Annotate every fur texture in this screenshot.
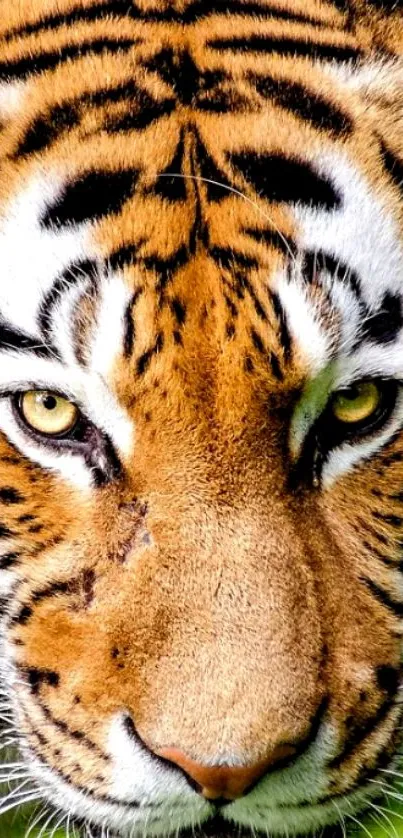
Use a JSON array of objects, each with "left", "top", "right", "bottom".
[{"left": 0, "top": 1, "right": 403, "bottom": 836}]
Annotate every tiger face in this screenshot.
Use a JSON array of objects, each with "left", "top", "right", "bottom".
[{"left": 1, "top": 1, "right": 403, "bottom": 836}]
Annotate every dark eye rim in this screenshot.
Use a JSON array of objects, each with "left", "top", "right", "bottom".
[
  {"left": 7, "top": 389, "right": 123, "bottom": 485},
  {"left": 325, "top": 378, "right": 398, "bottom": 444},
  {"left": 292, "top": 378, "right": 399, "bottom": 489},
  {"left": 12, "top": 390, "right": 89, "bottom": 445}
]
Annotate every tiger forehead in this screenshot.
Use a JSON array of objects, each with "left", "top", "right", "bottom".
[
  {"left": 87, "top": 251, "right": 300, "bottom": 403},
  {"left": 0, "top": 0, "right": 402, "bottom": 396}
]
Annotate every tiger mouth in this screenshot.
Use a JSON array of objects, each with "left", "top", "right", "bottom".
[
  {"left": 172, "top": 818, "right": 345, "bottom": 838},
  {"left": 49, "top": 780, "right": 382, "bottom": 838},
  {"left": 79, "top": 814, "right": 346, "bottom": 838},
  {"left": 101, "top": 822, "right": 345, "bottom": 838}
]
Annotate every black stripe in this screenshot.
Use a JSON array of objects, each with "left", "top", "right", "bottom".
[
  {"left": 105, "top": 97, "right": 175, "bottom": 134},
  {"left": 390, "top": 492, "right": 403, "bottom": 502},
  {"left": 109, "top": 240, "right": 145, "bottom": 271},
  {"left": 363, "top": 292, "right": 403, "bottom": 345},
  {"left": 32, "top": 580, "right": 71, "bottom": 605},
  {"left": 0, "top": 318, "right": 56, "bottom": 359},
  {"left": 29, "top": 692, "right": 109, "bottom": 758},
  {"left": 12, "top": 578, "right": 73, "bottom": 625},
  {"left": 302, "top": 250, "right": 360, "bottom": 294},
  {"left": 3, "top": 1, "right": 136, "bottom": 41},
  {"left": 0, "top": 37, "right": 138, "bottom": 82},
  {"left": 362, "top": 576, "right": 403, "bottom": 617},
  {"left": 83, "top": 433, "right": 122, "bottom": 487},
  {"left": 380, "top": 142, "right": 403, "bottom": 195},
  {"left": 171, "top": 298, "right": 187, "bottom": 326},
  {"left": 37, "top": 260, "right": 98, "bottom": 344},
  {"left": 145, "top": 247, "right": 189, "bottom": 293},
  {"left": 195, "top": 136, "right": 234, "bottom": 203},
  {"left": 0, "top": 595, "right": 9, "bottom": 616},
  {"left": 242, "top": 225, "right": 296, "bottom": 256},
  {"left": 250, "top": 328, "right": 265, "bottom": 354},
  {"left": 15, "top": 80, "right": 153, "bottom": 158},
  {"left": 23, "top": 667, "right": 60, "bottom": 694},
  {"left": 123, "top": 289, "right": 143, "bottom": 358},
  {"left": 109, "top": 244, "right": 190, "bottom": 292},
  {"left": 12, "top": 604, "right": 32, "bottom": 625},
  {"left": 229, "top": 153, "right": 340, "bottom": 210},
  {"left": 207, "top": 35, "right": 362, "bottom": 62},
  {"left": 0, "top": 552, "right": 20, "bottom": 569},
  {"left": 0, "top": 523, "right": 15, "bottom": 539},
  {"left": 210, "top": 246, "right": 259, "bottom": 271},
  {"left": 364, "top": 0, "right": 403, "bottom": 10},
  {"left": 0, "top": 487, "right": 24, "bottom": 504},
  {"left": 136, "top": 332, "right": 164, "bottom": 376},
  {"left": 250, "top": 74, "right": 352, "bottom": 136},
  {"left": 270, "top": 291, "right": 293, "bottom": 361},
  {"left": 330, "top": 694, "right": 397, "bottom": 768},
  {"left": 15, "top": 104, "right": 80, "bottom": 158},
  {"left": 3, "top": 0, "right": 335, "bottom": 44},
  {"left": 357, "top": 518, "right": 389, "bottom": 546},
  {"left": 373, "top": 512, "right": 403, "bottom": 528},
  {"left": 376, "top": 664, "right": 400, "bottom": 696},
  {"left": 362, "top": 540, "right": 402, "bottom": 568},
  {"left": 270, "top": 352, "right": 283, "bottom": 381},
  {"left": 41, "top": 169, "right": 139, "bottom": 229},
  {"left": 152, "top": 134, "right": 188, "bottom": 202},
  {"left": 331, "top": 0, "right": 350, "bottom": 10}
]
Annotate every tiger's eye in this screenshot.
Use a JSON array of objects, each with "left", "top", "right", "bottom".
[
  {"left": 20, "top": 391, "right": 79, "bottom": 436},
  {"left": 331, "top": 381, "right": 381, "bottom": 425}
]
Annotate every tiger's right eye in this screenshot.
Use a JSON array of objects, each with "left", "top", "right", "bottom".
[
  {"left": 330, "top": 381, "right": 381, "bottom": 426},
  {"left": 18, "top": 391, "right": 79, "bottom": 437}
]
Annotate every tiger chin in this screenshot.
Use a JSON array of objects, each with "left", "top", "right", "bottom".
[{"left": 1, "top": 0, "right": 403, "bottom": 836}]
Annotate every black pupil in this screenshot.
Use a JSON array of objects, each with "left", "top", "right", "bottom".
[
  {"left": 43, "top": 395, "right": 58, "bottom": 411},
  {"left": 339, "top": 386, "right": 360, "bottom": 402}
]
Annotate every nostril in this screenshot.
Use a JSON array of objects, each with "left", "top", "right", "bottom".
[
  {"left": 123, "top": 715, "right": 298, "bottom": 800},
  {"left": 156, "top": 744, "right": 297, "bottom": 800}
]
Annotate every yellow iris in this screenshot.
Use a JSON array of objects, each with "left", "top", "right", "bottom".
[
  {"left": 20, "top": 391, "right": 79, "bottom": 436},
  {"left": 331, "top": 381, "right": 381, "bottom": 425}
]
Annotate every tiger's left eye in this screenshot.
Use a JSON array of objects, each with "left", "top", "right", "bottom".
[
  {"left": 19, "top": 391, "right": 79, "bottom": 437},
  {"left": 331, "top": 381, "right": 381, "bottom": 426}
]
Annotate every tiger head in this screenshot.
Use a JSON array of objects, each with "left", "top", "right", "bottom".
[{"left": 1, "top": 1, "right": 403, "bottom": 836}]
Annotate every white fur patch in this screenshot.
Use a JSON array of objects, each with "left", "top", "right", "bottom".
[
  {"left": 0, "top": 354, "right": 133, "bottom": 487},
  {"left": 274, "top": 274, "right": 331, "bottom": 375},
  {"left": 282, "top": 141, "right": 403, "bottom": 485},
  {"left": 0, "top": 171, "right": 135, "bottom": 486},
  {"left": 90, "top": 274, "right": 133, "bottom": 379},
  {"left": 0, "top": 82, "right": 26, "bottom": 120},
  {"left": 322, "top": 390, "right": 403, "bottom": 489},
  {"left": 0, "top": 170, "right": 94, "bottom": 335},
  {"left": 293, "top": 149, "right": 403, "bottom": 311}
]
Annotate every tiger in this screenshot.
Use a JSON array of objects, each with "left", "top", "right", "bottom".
[{"left": 1, "top": 0, "right": 403, "bottom": 836}]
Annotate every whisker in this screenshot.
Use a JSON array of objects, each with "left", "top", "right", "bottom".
[
  {"left": 153, "top": 171, "right": 297, "bottom": 265},
  {"left": 331, "top": 799, "right": 347, "bottom": 838},
  {"left": 49, "top": 810, "right": 69, "bottom": 838},
  {"left": 37, "top": 807, "right": 61, "bottom": 838},
  {"left": 344, "top": 808, "right": 375, "bottom": 838},
  {"left": 381, "top": 768, "right": 403, "bottom": 784},
  {"left": 0, "top": 789, "right": 44, "bottom": 817},
  {"left": 366, "top": 799, "right": 399, "bottom": 838},
  {"left": 26, "top": 803, "right": 54, "bottom": 838},
  {"left": 0, "top": 772, "right": 31, "bottom": 788}
]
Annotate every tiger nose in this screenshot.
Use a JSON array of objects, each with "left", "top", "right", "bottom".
[{"left": 157, "top": 743, "right": 297, "bottom": 800}]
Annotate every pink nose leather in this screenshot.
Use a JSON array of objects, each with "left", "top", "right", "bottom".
[{"left": 157, "top": 744, "right": 297, "bottom": 799}]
